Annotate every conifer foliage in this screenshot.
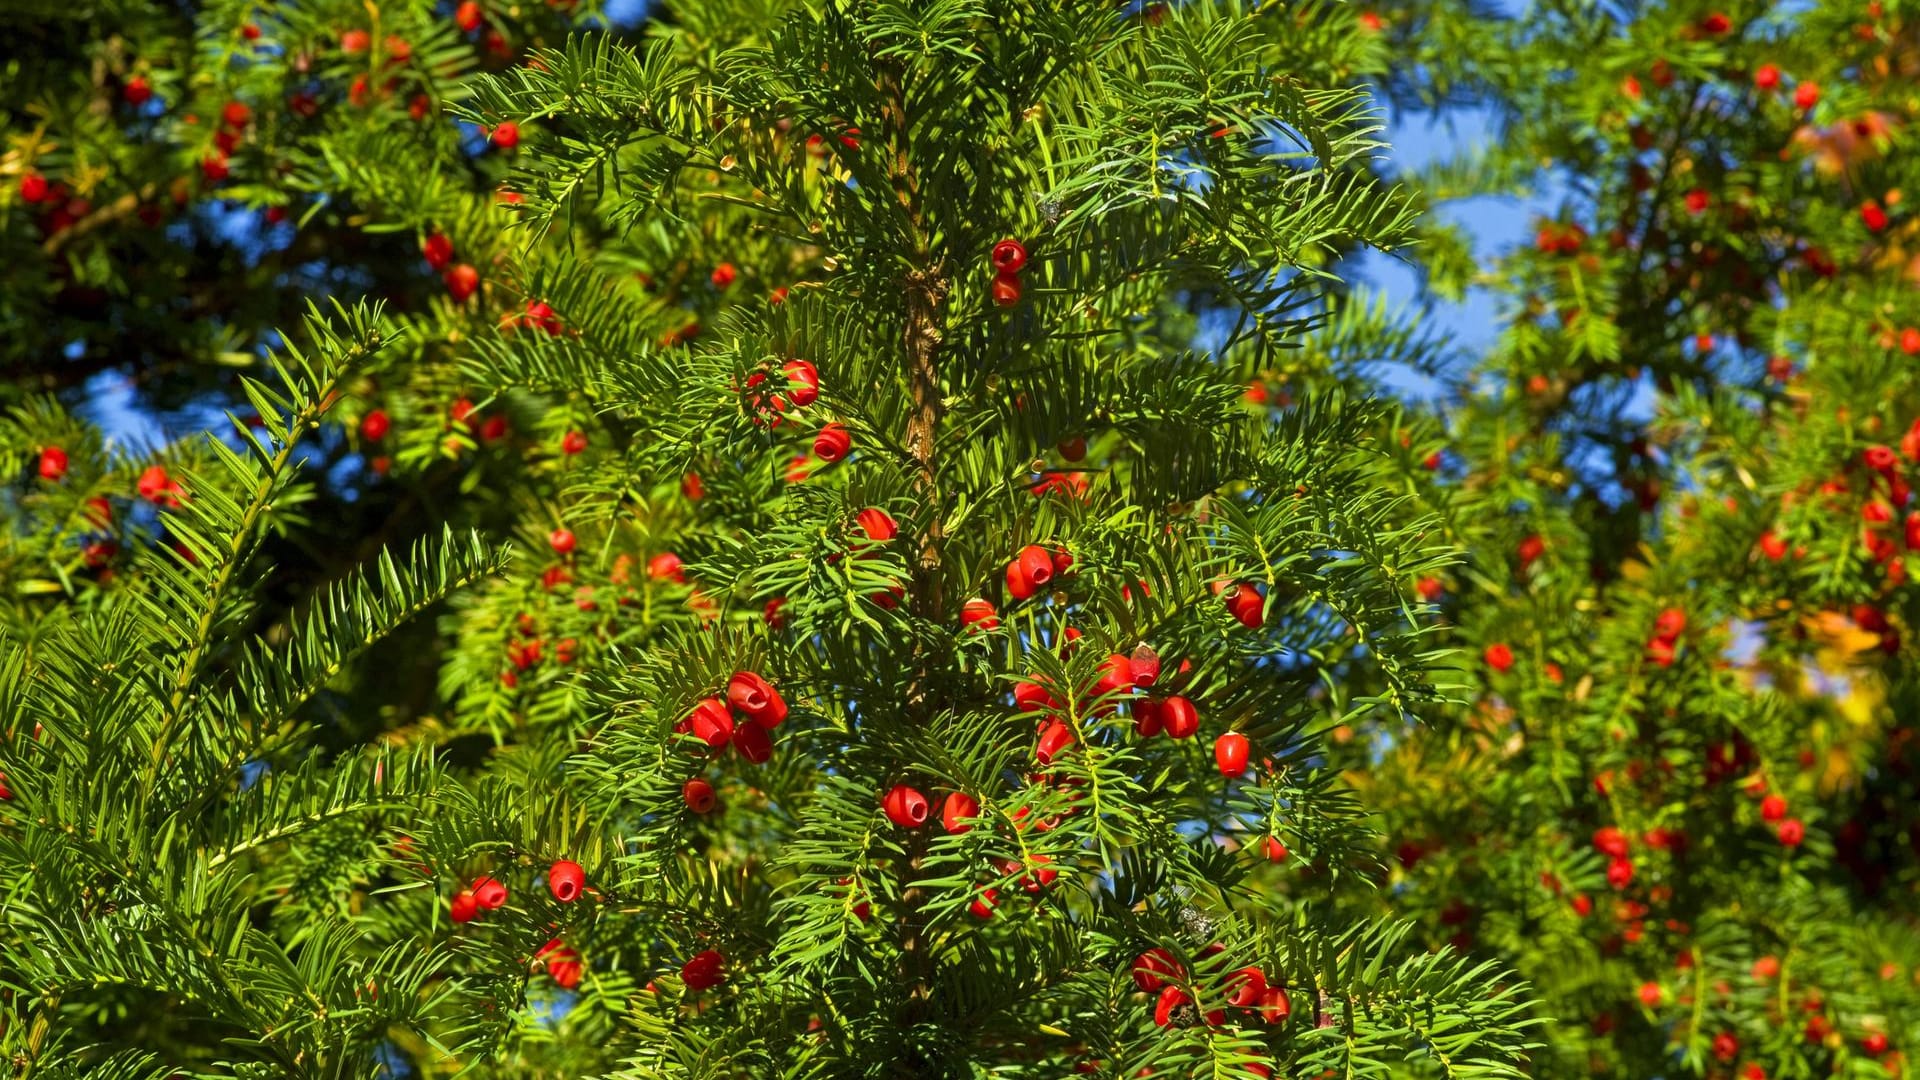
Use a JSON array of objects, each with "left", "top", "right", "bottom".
[{"left": 2, "top": 2, "right": 1539, "bottom": 1079}]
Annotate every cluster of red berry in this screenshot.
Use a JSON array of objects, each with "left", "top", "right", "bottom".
[{"left": 676, "top": 671, "right": 790, "bottom": 813}]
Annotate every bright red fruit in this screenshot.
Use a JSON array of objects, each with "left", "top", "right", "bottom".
[
  {"left": 941, "top": 791, "right": 980, "bottom": 834},
  {"left": 856, "top": 507, "right": 897, "bottom": 542},
  {"left": 1005, "top": 543, "right": 1055, "bottom": 599},
  {"left": 782, "top": 359, "right": 821, "bottom": 406},
  {"left": 1226, "top": 966, "right": 1267, "bottom": 1007},
  {"left": 1593, "top": 826, "right": 1630, "bottom": 857},
  {"left": 20, "top": 172, "right": 48, "bottom": 203},
  {"left": 969, "top": 888, "right": 998, "bottom": 919},
  {"left": 1132, "top": 947, "right": 1183, "bottom": 991},
  {"left": 1864, "top": 1033, "right": 1890, "bottom": 1057},
  {"left": 123, "top": 76, "right": 153, "bottom": 105},
  {"left": 222, "top": 101, "right": 251, "bottom": 128},
  {"left": 680, "top": 949, "right": 725, "bottom": 991},
  {"left": 991, "top": 237, "right": 1028, "bottom": 273},
  {"left": 648, "top": 552, "right": 686, "bottom": 582},
  {"left": 422, "top": 232, "right": 454, "bottom": 270},
  {"left": 727, "top": 671, "right": 788, "bottom": 727},
  {"left": 1760, "top": 793, "right": 1788, "bottom": 822},
  {"left": 538, "top": 938, "right": 583, "bottom": 988},
  {"left": 1794, "top": 81, "right": 1820, "bottom": 109},
  {"left": 711, "top": 263, "right": 737, "bottom": 288},
  {"left": 687, "top": 697, "right": 734, "bottom": 748},
  {"left": 560, "top": 430, "right": 587, "bottom": 454},
  {"left": 1153, "top": 984, "right": 1189, "bottom": 1027},
  {"left": 1160, "top": 695, "right": 1199, "bottom": 739},
  {"left": 1263, "top": 835, "right": 1289, "bottom": 862},
  {"left": 472, "top": 876, "right": 508, "bottom": 910},
  {"left": 445, "top": 264, "right": 480, "bottom": 302},
  {"left": 456, "top": 1, "right": 484, "bottom": 31},
  {"left": 548, "top": 860, "right": 585, "bottom": 902},
  {"left": 341, "top": 29, "right": 370, "bottom": 52},
  {"left": 37, "top": 446, "right": 68, "bottom": 481},
  {"left": 1214, "top": 732, "right": 1250, "bottom": 777},
  {"left": 1484, "top": 643, "right": 1514, "bottom": 672},
  {"left": 1862, "top": 201, "right": 1889, "bottom": 232},
  {"left": 449, "top": 889, "right": 478, "bottom": 923},
  {"left": 549, "top": 529, "right": 576, "bottom": 555},
  {"left": 1258, "top": 986, "right": 1291, "bottom": 1023},
  {"left": 1225, "top": 581, "right": 1264, "bottom": 627},
  {"left": 683, "top": 778, "right": 717, "bottom": 813},
  {"left": 813, "top": 423, "right": 851, "bottom": 462},
  {"left": 491, "top": 122, "right": 521, "bottom": 149},
  {"left": 882, "top": 784, "right": 930, "bottom": 828},
  {"left": 991, "top": 272, "right": 1022, "bottom": 307},
  {"left": 360, "top": 410, "right": 390, "bottom": 441},
  {"left": 732, "top": 721, "right": 772, "bottom": 764},
  {"left": 1637, "top": 981, "right": 1662, "bottom": 1007},
  {"left": 1777, "top": 818, "right": 1805, "bottom": 846},
  {"left": 960, "top": 597, "right": 999, "bottom": 631},
  {"left": 1754, "top": 63, "right": 1780, "bottom": 90},
  {"left": 1036, "top": 720, "right": 1075, "bottom": 765}
]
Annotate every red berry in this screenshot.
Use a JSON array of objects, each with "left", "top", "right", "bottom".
[
  {"left": 1214, "top": 732, "right": 1250, "bottom": 777},
  {"left": 360, "top": 410, "right": 390, "bottom": 441},
  {"left": 856, "top": 507, "right": 897, "bottom": 543},
  {"left": 422, "top": 232, "right": 454, "bottom": 271},
  {"left": 1484, "top": 643, "right": 1515, "bottom": 672},
  {"left": 123, "top": 75, "right": 153, "bottom": 105},
  {"left": 1160, "top": 695, "right": 1199, "bottom": 739},
  {"left": 726, "top": 671, "right": 788, "bottom": 727},
  {"left": 341, "top": 29, "right": 370, "bottom": 53},
  {"left": 19, "top": 172, "right": 49, "bottom": 203},
  {"left": 201, "top": 153, "right": 231, "bottom": 183},
  {"left": 882, "top": 784, "right": 930, "bottom": 828},
  {"left": 1864, "top": 1033, "right": 1890, "bottom": 1057},
  {"left": 1794, "top": 81, "right": 1821, "bottom": 109},
  {"left": 1902, "top": 327, "right": 1920, "bottom": 355},
  {"left": 1760, "top": 793, "right": 1788, "bottom": 822},
  {"left": 990, "top": 238, "right": 1028, "bottom": 273},
  {"left": 1862, "top": 201, "right": 1889, "bottom": 232},
  {"left": 455, "top": 1, "right": 484, "bottom": 31},
  {"left": 711, "top": 263, "right": 737, "bottom": 288},
  {"left": 1258, "top": 986, "right": 1291, "bottom": 1023},
  {"left": 549, "top": 528, "right": 577, "bottom": 554},
  {"left": 1637, "top": 981, "right": 1662, "bottom": 1007},
  {"left": 680, "top": 949, "right": 725, "bottom": 991},
  {"left": 1752, "top": 955, "right": 1780, "bottom": 979},
  {"left": 1777, "top": 818, "right": 1805, "bottom": 846},
  {"left": 449, "top": 889, "right": 479, "bottom": 923},
  {"left": 812, "top": 422, "right": 851, "bottom": 462},
  {"left": 1684, "top": 189, "right": 1709, "bottom": 215},
  {"left": 1263, "top": 836, "right": 1289, "bottom": 862},
  {"left": 445, "top": 264, "right": 480, "bottom": 302},
  {"left": 222, "top": 101, "right": 252, "bottom": 129},
  {"left": 687, "top": 697, "right": 734, "bottom": 748},
  {"left": 960, "top": 597, "right": 999, "bottom": 631},
  {"left": 648, "top": 551, "right": 686, "bottom": 582},
  {"left": 472, "top": 876, "right": 508, "bottom": 909},
  {"left": 1593, "top": 826, "right": 1630, "bottom": 857},
  {"left": 1225, "top": 581, "right": 1264, "bottom": 628},
  {"left": 547, "top": 860, "right": 585, "bottom": 902},
  {"left": 561, "top": 430, "right": 588, "bottom": 454},
  {"left": 490, "top": 122, "right": 520, "bottom": 149},
  {"left": 941, "top": 791, "right": 980, "bottom": 834},
  {"left": 1036, "top": 719, "right": 1075, "bottom": 765},
  {"left": 732, "top": 720, "right": 772, "bottom": 764},
  {"left": 1005, "top": 543, "right": 1055, "bottom": 600},
  {"left": 781, "top": 359, "right": 821, "bottom": 407},
  {"left": 991, "top": 272, "right": 1022, "bottom": 307},
  {"left": 1226, "top": 966, "right": 1267, "bottom": 1007},
  {"left": 1153, "top": 984, "right": 1189, "bottom": 1027},
  {"left": 969, "top": 887, "right": 998, "bottom": 919},
  {"left": 683, "top": 777, "right": 717, "bottom": 814},
  {"left": 1755, "top": 63, "right": 1781, "bottom": 90},
  {"left": 37, "top": 446, "right": 68, "bottom": 481},
  {"left": 1132, "top": 948, "right": 1183, "bottom": 991}
]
